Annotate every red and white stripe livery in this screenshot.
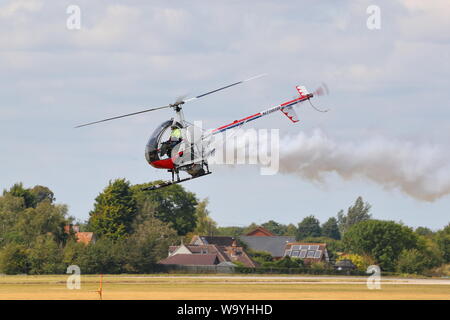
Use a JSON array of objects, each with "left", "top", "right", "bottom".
[{"left": 212, "top": 85, "right": 312, "bottom": 134}]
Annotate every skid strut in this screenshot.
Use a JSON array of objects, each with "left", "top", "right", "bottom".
[{"left": 142, "top": 172, "right": 212, "bottom": 191}]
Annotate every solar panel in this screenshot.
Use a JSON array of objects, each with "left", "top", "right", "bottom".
[
  {"left": 292, "top": 245, "right": 301, "bottom": 251},
  {"left": 309, "top": 245, "right": 319, "bottom": 250},
  {"left": 300, "top": 245, "right": 309, "bottom": 250},
  {"left": 314, "top": 250, "right": 322, "bottom": 258},
  {"left": 299, "top": 250, "right": 307, "bottom": 258},
  {"left": 306, "top": 251, "right": 315, "bottom": 258},
  {"left": 291, "top": 250, "right": 300, "bottom": 257},
  {"left": 284, "top": 250, "right": 291, "bottom": 256}
]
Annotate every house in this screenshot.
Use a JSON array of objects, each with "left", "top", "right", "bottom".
[
  {"left": 75, "top": 232, "right": 95, "bottom": 245},
  {"left": 190, "top": 235, "right": 237, "bottom": 247},
  {"left": 283, "top": 243, "right": 330, "bottom": 264},
  {"left": 239, "top": 226, "right": 296, "bottom": 259},
  {"left": 160, "top": 236, "right": 257, "bottom": 267},
  {"left": 159, "top": 254, "right": 220, "bottom": 266},
  {"left": 64, "top": 225, "right": 80, "bottom": 233},
  {"left": 64, "top": 225, "right": 95, "bottom": 245},
  {"left": 245, "top": 226, "right": 275, "bottom": 237}
]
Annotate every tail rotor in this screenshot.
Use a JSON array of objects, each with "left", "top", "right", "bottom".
[{"left": 309, "top": 82, "right": 330, "bottom": 113}]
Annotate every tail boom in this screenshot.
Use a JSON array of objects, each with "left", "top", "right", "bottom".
[{"left": 212, "top": 85, "right": 312, "bottom": 134}]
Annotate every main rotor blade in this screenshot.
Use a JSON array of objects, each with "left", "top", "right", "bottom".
[
  {"left": 74, "top": 104, "right": 171, "bottom": 128},
  {"left": 75, "top": 73, "right": 267, "bottom": 128},
  {"left": 183, "top": 73, "right": 267, "bottom": 103}
]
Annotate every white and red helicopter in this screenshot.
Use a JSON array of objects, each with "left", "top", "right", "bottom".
[{"left": 76, "top": 75, "right": 328, "bottom": 190}]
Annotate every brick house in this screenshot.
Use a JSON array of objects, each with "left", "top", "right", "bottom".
[
  {"left": 244, "top": 226, "right": 275, "bottom": 237},
  {"left": 64, "top": 225, "right": 96, "bottom": 245},
  {"left": 239, "top": 226, "right": 296, "bottom": 259},
  {"left": 159, "top": 236, "right": 257, "bottom": 267}
]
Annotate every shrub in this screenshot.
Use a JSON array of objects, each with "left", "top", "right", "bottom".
[
  {"left": 337, "top": 254, "right": 375, "bottom": 272},
  {"left": 396, "top": 249, "right": 428, "bottom": 274},
  {"left": 0, "top": 243, "right": 29, "bottom": 274}
]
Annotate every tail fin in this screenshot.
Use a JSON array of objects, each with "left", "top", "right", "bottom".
[
  {"left": 279, "top": 85, "right": 310, "bottom": 123},
  {"left": 296, "top": 85, "right": 309, "bottom": 99},
  {"left": 281, "top": 106, "right": 299, "bottom": 123}
]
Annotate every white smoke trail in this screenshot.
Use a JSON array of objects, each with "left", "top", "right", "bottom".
[{"left": 275, "top": 129, "right": 450, "bottom": 202}]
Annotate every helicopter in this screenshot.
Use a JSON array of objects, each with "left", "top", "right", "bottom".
[{"left": 75, "top": 75, "right": 329, "bottom": 191}]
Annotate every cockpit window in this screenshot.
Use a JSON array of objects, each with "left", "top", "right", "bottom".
[{"left": 145, "top": 120, "right": 181, "bottom": 163}]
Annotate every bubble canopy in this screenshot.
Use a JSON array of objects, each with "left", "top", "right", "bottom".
[{"left": 145, "top": 120, "right": 181, "bottom": 164}]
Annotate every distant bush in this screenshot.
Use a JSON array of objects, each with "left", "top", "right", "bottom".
[
  {"left": 425, "top": 263, "right": 450, "bottom": 277},
  {"left": 396, "top": 249, "right": 429, "bottom": 274},
  {"left": 337, "top": 254, "right": 375, "bottom": 272}
]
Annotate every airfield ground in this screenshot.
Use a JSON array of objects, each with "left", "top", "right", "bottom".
[{"left": 0, "top": 274, "right": 448, "bottom": 300}]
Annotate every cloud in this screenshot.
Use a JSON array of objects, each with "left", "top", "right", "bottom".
[
  {"left": 72, "top": 5, "right": 141, "bottom": 48},
  {"left": 0, "top": 0, "right": 42, "bottom": 18},
  {"left": 398, "top": 0, "right": 450, "bottom": 43},
  {"left": 0, "top": 0, "right": 449, "bottom": 228}
]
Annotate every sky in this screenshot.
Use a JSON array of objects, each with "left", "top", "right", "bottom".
[{"left": 0, "top": 0, "right": 449, "bottom": 230}]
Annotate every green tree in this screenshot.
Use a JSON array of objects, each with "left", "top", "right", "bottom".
[
  {"left": 321, "top": 217, "right": 341, "bottom": 240},
  {"left": 0, "top": 243, "right": 29, "bottom": 274},
  {"left": 261, "top": 220, "right": 288, "bottom": 236},
  {"left": 11, "top": 201, "right": 69, "bottom": 246},
  {"left": 30, "top": 185, "right": 55, "bottom": 204},
  {"left": 435, "top": 223, "right": 450, "bottom": 262},
  {"left": 3, "top": 183, "right": 36, "bottom": 208},
  {"left": 0, "top": 194, "right": 26, "bottom": 247},
  {"left": 215, "top": 226, "right": 245, "bottom": 237},
  {"left": 62, "top": 240, "right": 86, "bottom": 267},
  {"left": 416, "top": 235, "right": 444, "bottom": 270},
  {"left": 132, "top": 182, "right": 197, "bottom": 235},
  {"left": 123, "top": 214, "right": 178, "bottom": 273},
  {"left": 396, "top": 249, "right": 429, "bottom": 274},
  {"left": 415, "top": 226, "right": 434, "bottom": 237},
  {"left": 267, "top": 256, "right": 304, "bottom": 268},
  {"left": 343, "top": 220, "right": 418, "bottom": 271},
  {"left": 284, "top": 224, "right": 297, "bottom": 236},
  {"left": 89, "top": 179, "right": 137, "bottom": 240},
  {"left": 27, "top": 235, "right": 64, "bottom": 274},
  {"left": 73, "top": 239, "right": 125, "bottom": 274},
  {"left": 194, "top": 198, "right": 217, "bottom": 236},
  {"left": 248, "top": 249, "right": 273, "bottom": 265},
  {"left": 296, "top": 215, "right": 322, "bottom": 240},
  {"left": 337, "top": 196, "right": 372, "bottom": 234}
]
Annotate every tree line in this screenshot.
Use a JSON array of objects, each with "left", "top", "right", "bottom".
[
  {"left": 0, "top": 181, "right": 449, "bottom": 275},
  {"left": 0, "top": 180, "right": 195, "bottom": 274},
  {"left": 215, "top": 197, "right": 449, "bottom": 274}
]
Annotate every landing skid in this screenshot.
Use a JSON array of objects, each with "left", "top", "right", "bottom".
[{"left": 142, "top": 172, "right": 212, "bottom": 191}]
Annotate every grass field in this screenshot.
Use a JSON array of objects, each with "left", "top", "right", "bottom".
[{"left": 0, "top": 274, "right": 448, "bottom": 300}]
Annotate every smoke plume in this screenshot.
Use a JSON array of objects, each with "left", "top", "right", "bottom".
[{"left": 277, "top": 129, "right": 450, "bottom": 202}]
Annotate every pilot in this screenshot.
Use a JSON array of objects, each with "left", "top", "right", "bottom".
[
  {"left": 165, "top": 125, "right": 182, "bottom": 156},
  {"left": 170, "top": 125, "right": 182, "bottom": 142}
]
